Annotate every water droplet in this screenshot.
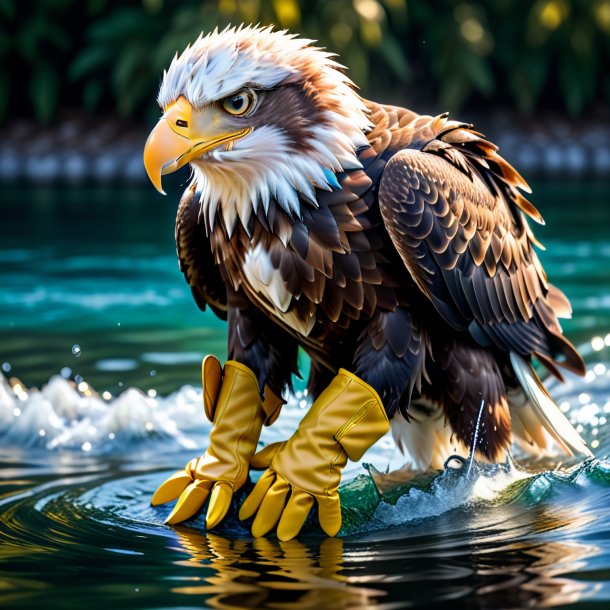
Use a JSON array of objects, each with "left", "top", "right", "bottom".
[
  {"left": 60, "top": 367, "right": 72, "bottom": 378},
  {"left": 118, "top": 381, "right": 124, "bottom": 387},
  {"left": 13, "top": 407, "right": 21, "bottom": 417},
  {"left": 81, "top": 441, "right": 92, "bottom": 452},
  {"left": 72, "top": 344, "right": 82, "bottom": 357},
  {"left": 1, "top": 362, "right": 10, "bottom": 373},
  {"left": 145, "top": 422, "right": 154, "bottom": 431},
  {"left": 299, "top": 399, "right": 307, "bottom": 409},
  {"left": 594, "top": 363, "right": 607, "bottom": 376},
  {"left": 591, "top": 336, "right": 605, "bottom": 351},
  {"left": 149, "top": 369, "right": 157, "bottom": 377},
  {"left": 102, "top": 391, "right": 112, "bottom": 400},
  {"left": 39, "top": 429, "right": 46, "bottom": 437},
  {"left": 147, "top": 389, "right": 157, "bottom": 398},
  {"left": 108, "top": 432, "right": 115, "bottom": 440},
  {"left": 117, "top": 322, "right": 121, "bottom": 327},
  {"left": 75, "top": 374, "right": 84, "bottom": 384}
]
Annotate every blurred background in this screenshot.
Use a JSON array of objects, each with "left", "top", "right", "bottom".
[
  {"left": 3, "top": 0, "right": 610, "bottom": 123},
  {"left": 1, "top": 0, "right": 609, "bottom": 397}
]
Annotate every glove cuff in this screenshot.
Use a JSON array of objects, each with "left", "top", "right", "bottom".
[
  {"left": 332, "top": 369, "right": 390, "bottom": 462},
  {"left": 202, "top": 357, "right": 262, "bottom": 422}
]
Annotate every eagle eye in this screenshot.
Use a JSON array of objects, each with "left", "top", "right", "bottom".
[
  {"left": 222, "top": 88, "right": 257, "bottom": 116},
  {"left": 176, "top": 119, "right": 188, "bottom": 128}
]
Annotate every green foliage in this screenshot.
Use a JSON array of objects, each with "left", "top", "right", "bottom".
[
  {"left": 2, "top": 0, "right": 610, "bottom": 124},
  {"left": 0, "top": 0, "right": 74, "bottom": 123}
]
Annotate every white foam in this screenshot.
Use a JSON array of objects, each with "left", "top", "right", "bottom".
[
  {"left": 373, "top": 462, "right": 528, "bottom": 527},
  {"left": 0, "top": 373, "right": 203, "bottom": 454}
]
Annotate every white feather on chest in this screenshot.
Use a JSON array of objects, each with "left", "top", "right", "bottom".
[{"left": 242, "top": 243, "right": 315, "bottom": 336}]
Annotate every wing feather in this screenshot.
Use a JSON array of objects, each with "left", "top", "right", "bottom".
[{"left": 378, "top": 136, "right": 584, "bottom": 376}]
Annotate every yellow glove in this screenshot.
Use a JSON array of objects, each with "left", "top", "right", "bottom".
[
  {"left": 239, "top": 369, "right": 389, "bottom": 541},
  {"left": 151, "top": 355, "right": 283, "bottom": 528}
]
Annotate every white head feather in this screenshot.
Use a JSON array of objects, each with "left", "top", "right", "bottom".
[{"left": 158, "top": 24, "right": 372, "bottom": 234}]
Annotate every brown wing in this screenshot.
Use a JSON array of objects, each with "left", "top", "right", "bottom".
[
  {"left": 175, "top": 185, "right": 227, "bottom": 319},
  {"left": 378, "top": 115, "right": 584, "bottom": 377}
]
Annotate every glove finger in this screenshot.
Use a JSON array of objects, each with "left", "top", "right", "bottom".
[
  {"left": 250, "top": 442, "right": 286, "bottom": 470},
  {"left": 251, "top": 476, "right": 291, "bottom": 538},
  {"left": 239, "top": 469, "right": 276, "bottom": 521},
  {"left": 151, "top": 470, "right": 193, "bottom": 506},
  {"left": 277, "top": 490, "right": 315, "bottom": 542},
  {"left": 165, "top": 479, "right": 212, "bottom": 525},
  {"left": 205, "top": 481, "right": 233, "bottom": 530},
  {"left": 317, "top": 494, "right": 342, "bottom": 537}
]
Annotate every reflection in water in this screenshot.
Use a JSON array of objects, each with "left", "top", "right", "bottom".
[
  {"left": 162, "top": 499, "right": 602, "bottom": 609},
  {"left": 171, "top": 529, "right": 382, "bottom": 609}
]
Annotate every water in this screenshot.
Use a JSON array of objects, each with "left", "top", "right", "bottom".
[{"left": 1, "top": 181, "right": 610, "bottom": 609}]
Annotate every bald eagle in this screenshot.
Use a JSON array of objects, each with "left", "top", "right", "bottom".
[{"left": 144, "top": 25, "right": 591, "bottom": 537}]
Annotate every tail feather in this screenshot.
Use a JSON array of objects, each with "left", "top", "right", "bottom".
[
  {"left": 509, "top": 352, "right": 593, "bottom": 458},
  {"left": 507, "top": 385, "right": 554, "bottom": 453}
]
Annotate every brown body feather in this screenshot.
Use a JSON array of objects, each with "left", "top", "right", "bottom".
[{"left": 175, "top": 100, "right": 584, "bottom": 461}]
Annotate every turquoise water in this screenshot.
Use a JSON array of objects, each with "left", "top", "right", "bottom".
[{"left": 1, "top": 181, "right": 610, "bottom": 609}]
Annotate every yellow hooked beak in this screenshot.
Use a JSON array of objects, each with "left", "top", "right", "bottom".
[{"left": 143, "top": 96, "right": 252, "bottom": 194}]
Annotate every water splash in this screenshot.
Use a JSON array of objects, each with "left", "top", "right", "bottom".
[
  {"left": 466, "top": 399, "right": 486, "bottom": 478},
  {"left": 0, "top": 372, "right": 204, "bottom": 454}
]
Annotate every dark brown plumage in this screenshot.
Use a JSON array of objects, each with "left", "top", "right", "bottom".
[{"left": 175, "top": 99, "right": 584, "bottom": 462}]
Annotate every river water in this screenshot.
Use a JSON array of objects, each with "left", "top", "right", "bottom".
[{"left": 1, "top": 181, "right": 610, "bottom": 609}]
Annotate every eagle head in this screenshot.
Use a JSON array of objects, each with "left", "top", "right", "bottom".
[{"left": 143, "top": 25, "right": 371, "bottom": 232}]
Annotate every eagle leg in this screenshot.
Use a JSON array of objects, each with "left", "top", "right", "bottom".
[
  {"left": 227, "top": 288, "right": 299, "bottom": 397},
  {"left": 353, "top": 308, "right": 427, "bottom": 420}
]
